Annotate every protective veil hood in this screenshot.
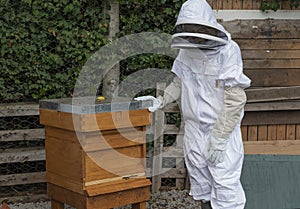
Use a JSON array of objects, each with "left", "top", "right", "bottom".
[{"left": 171, "top": 0, "right": 231, "bottom": 49}]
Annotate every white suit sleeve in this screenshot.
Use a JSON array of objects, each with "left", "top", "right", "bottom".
[{"left": 159, "top": 76, "right": 181, "bottom": 108}]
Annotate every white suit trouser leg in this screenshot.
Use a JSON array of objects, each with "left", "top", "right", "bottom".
[{"left": 185, "top": 130, "right": 246, "bottom": 209}]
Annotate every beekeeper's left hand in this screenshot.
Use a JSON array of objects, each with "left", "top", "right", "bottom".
[{"left": 208, "top": 134, "right": 227, "bottom": 165}]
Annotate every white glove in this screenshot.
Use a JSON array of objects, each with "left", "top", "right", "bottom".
[
  {"left": 134, "top": 96, "right": 163, "bottom": 112},
  {"left": 208, "top": 134, "right": 227, "bottom": 165}
]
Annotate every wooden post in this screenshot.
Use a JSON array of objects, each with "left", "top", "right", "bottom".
[
  {"left": 51, "top": 199, "right": 64, "bottom": 209},
  {"left": 152, "top": 82, "right": 166, "bottom": 192},
  {"left": 102, "top": 0, "right": 120, "bottom": 98},
  {"left": 132, "top": 202, "right": 147, "bottom": 209}
]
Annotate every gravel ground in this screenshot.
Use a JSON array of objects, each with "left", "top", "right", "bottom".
[{"left": 6, "top": 189, "right": 202, "bottom": 209}]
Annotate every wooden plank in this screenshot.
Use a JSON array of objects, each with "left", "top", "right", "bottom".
[
  {"left": 257, "top": 125, "right": 268, "bottom": 141},
  {"left": 252, "top": 0, "right": 261, "bottom": 9},
  {"left": 277, "top": 125, "right": 286, "bottom": 140},
  {"left": 296, "top": 125, "right": 300, "bottom": 140},
  {"left": 82, "top": 109, "right": 152, "bottom": 132},
  {"left": 40, "top": 109, "right": 82, "bottom": 131},
  {"left": 132, "top": 202, "right": 147, "bottom": 209},
  {"left": 86, "top": 184, "right": 150, "bottom": 209},
  {"left": 244, "top": 60, "right": 300, "bottom": 69},
  {"left": 0, "top": 128, "right": 44, "bottom": 142},
  {"left": 246, "top": 87, "right": 300, "bottom": 102},
  {"left": 152, "top": 82, "right": 166, "bottom": 192},
  {"left": 241, "top": 125, "right": 248, "bottom": 141},
  {"left": 247, "top": 125, "right": 258, "bottom": 141},
  {"left": 206, "top": 0, "right": 213, "bottom": 7},
  {"left": 40, "top": 109, "right": 152, "bottom": 132},
  {"left": 175, "top": 134, "right": 185, "bottom": 189},
  {"left": 215, "top": 0, "right": 222, "bottom": 10},
  {"left": 212, "top": 0, "right": 218, "bottom": 9},
  {"left": 242, "top": 110, "right": 300, "bottom": 125},
  {"left": 222, "top": 20, "right": 300, "bottom": 39},
  {"left": 47, "top": 183, "right": 86, "bottom": 209},
  {"left": 160, "top": 168, "right": 187, "bottom": 178},
  {"left": 242, "top": 0, "right": 252, "bottom": 9},
  {"left": 242, "top": 50, "right": 300, "bottom": 59},
  {"left": 0, "top": 147, "right": 45, "bottom": 164},
  {"left": 0, "top": 172, "right": 45, "bottom": 186},
  {"left": 51, "top": 199, "right": 64, "bottom": 209},
  {"left": 237, "top": 39, "right": 300, "bottom": 50},
  {"left": 245, "top": 100, "right": 300, "bottom": 111},
  {"left": 232, "top": 0, "right": 242, "bottom": 9},
  {"left": 0, "top": 103, "right": 39, "bottom": 117},
  {"left": 0, "top": 194, "right": 48, "bottom": 204},
  {"left": 162, "top": 147, "right": 184, "bottom": 158},
  {"left": 46, "top": 126, "right": 146, "bottom": 152},
  {"left": 45, "top": 136, "right": 83, "bottom": 183},
  {"left": 286, "top": 125, "right": 296, "bottom": 140},
  {"left": 85, "top": 145, "right": 145, "bottom": 182},
  {"left": 244, "top": 140, "right": 300, "bottom": 155},
  {"left": 222, "top": 0, "right": 232, "bottom": 9},
  {"left": 47, "top": 171, "right": 84, "bottom": 194},
  {"left": 164, "top": 124, "right": 183, "bottom": 135},
  {"left": 85, "top": 178, "right": 151, "bottom": 196},
  {"left": 281, "top": 0, "right": 291, "bottom": 9},
  {"left": 162, "top": 103, "right": 180, "bottom": 113},
  {"left": 245, "top": 70, "right": 300, "bottom": 87},
  {"left": 268, "top": 125, "right": 277, "bottom": 140}
]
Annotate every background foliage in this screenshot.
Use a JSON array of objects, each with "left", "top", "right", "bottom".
[
  {"left": 0, "top": 0, "right": 109, "bottom": 102},
  {"left": 261, "top": 0, "right": 299, "bottom": 11},
  {"left": 1, "top": 0, "right": 298, "bottom": 102},
  {"left": 0, "top": 0, "right": 185, "bottom": 103}
]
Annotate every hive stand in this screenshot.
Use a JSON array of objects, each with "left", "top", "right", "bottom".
[{"left": 39, "top": 98, "right": 152, "bottom": 209}]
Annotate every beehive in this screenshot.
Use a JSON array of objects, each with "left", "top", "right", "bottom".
[{"left": 39, "top": 97, "right": 152, "bottom": 209}]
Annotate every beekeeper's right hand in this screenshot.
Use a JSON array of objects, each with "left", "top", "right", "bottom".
[
  {"left": 134, "top": 96, "right": 163, "bottom": 112},
  {"left": 134, "top": 76, "right": 182, "bottom": 112}
]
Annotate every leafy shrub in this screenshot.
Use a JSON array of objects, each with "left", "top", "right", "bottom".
[{"left": 0, "top": 0, "right": 109, "bottom": 102}]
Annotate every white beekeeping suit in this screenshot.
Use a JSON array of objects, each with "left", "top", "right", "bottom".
[{"left": 136, "top": 0, "right": 251, "bottom": 208}]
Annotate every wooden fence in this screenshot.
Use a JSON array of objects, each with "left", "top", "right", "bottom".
[
  {"left": 207, "top": 0, "right": 298, "bottom": 10},
  {"left": 0, "top": 103, "right": 47, "bottom": 203}
]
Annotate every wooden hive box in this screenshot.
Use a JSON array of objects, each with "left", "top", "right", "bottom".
[{"left": 39, "top": 97, "right": 152, "bottom": 209}]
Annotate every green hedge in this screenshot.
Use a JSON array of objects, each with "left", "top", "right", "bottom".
[
  {"left": 0, "top": 0, "right": 109, "bottom": 102},
  {"left": 118, "top": 0, "right": 185, "bottom": 84}
]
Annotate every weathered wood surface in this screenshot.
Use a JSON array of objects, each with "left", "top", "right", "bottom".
[
  {"left": 0, "top": 172, "right": 45, "bottom": 186},
  {"left": 245, "top": 100, "right": 300, "bottom": 111},
  {"left": 0, "top": 194, "right": 48, "bottom": 204},
  {"left": 0, "top": 129, "right": 44, "bottom": 142},
  {"left": 242, "top": 124, "right": 300, "bottom": 141},
  {"left": 223, "top": 20, "right": 300, "bottom": 39},
  {"left": 0, "top": 147, "right": 45, "bottom": 164},
  {"left": 0, "top": 103, "right": 39, "bottom": 117},
  {"left": 244, "top": 140, "right": 300, "bottom": 155},
  {"left": 151, "top": 82, "right": 166, "bottom": 193},
  {"left": 246, "top": 87, "right": 300, "bottom": 102},
  {"left": 206, "top": 0, "right": 296, "bottom": 9},
  {"left": 242, "top": 110, "right": 300, "bottom": 125},
  {"left": 237, "top": 39, "right": 300, "bottom": 50}
]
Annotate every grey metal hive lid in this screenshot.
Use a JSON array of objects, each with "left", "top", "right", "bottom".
[{"left": 39, "top": 97, "right": 153, "bottom": 114}]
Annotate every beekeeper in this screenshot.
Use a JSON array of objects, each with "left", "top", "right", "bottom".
[{"left": 135, "top": 0, "right": 251, "bottom": 208}]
